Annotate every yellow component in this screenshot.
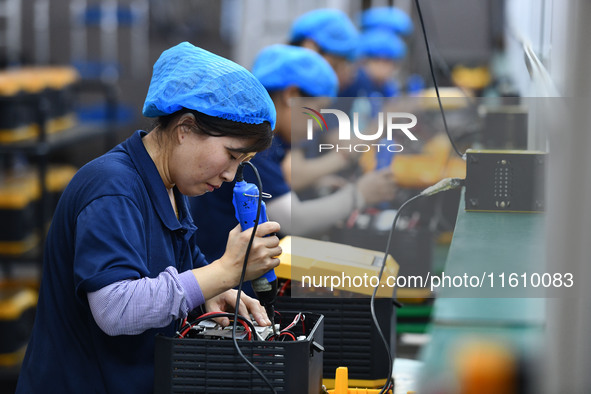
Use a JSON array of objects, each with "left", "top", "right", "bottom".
[
  {"left": 359, "top": 133, "right": 466, "bottom": 190},
  {"left": 0, "top": 287, "right": 38, "bottom": 320},
  {"left": 419, "top": 87, "right": 471, "bottom": 110},
  {"left": 46, "top": 164, "right": 78, "bottom": 192},
  {"left": 0, "top": 233, "right": 39, "bottom": 255},
  {"left": 0, "top": 164, "right": 77, "bottom": 208},
  {"left": 323, "top": 377, "right": 387, "bottom": 391},
  {"left": 436, "top": 231, "right": 454, "bottom": 245},
  {"left": 0, "top": 171, "right": 40, "bottom": 209},
  {"left": 451, "top": 65, "right": 492, "bottom": 90},
  {"left": 42, "top": 66, "right": 79, "bottom": 89},
  {"left": 12, "top": 68, "right": 46, "bottom": 94},
  {"left": 277, "top": 236, "right": 398, "bottom": 298},
  {"left": 327, "top": 367, "right": 392, "bottom": 394},
  {"left": 0, "top": 72, "right": 21, "bottom": 96},
  {"left": 466, "top": 148, "right": 546, "bottom": 155},
  {"left": 454, "top": 340, "right": 517, "bottom": 394},
  {"left": 0, "top": 66, "right": 79, "bottom": 96},
  {"left": 397, "top": 288, "right": 432, "bottom": 303},
  {"left": 0, "top": 113, "right": 77, "bottom": 144},
  {"left": 47, "top": 113, "right": 77, "bottom": 135},
  {"left": 0, "top": 124, "right": 40, "bottom": 144},
  {"left": 392, "top": 155, "right": 466, "bottom": 189},
  {"left": 359, "top": 150, "right": 376, "bottom": 174},
  {"left": 0, "top": 344, "right": 27, "bottom": 368}
]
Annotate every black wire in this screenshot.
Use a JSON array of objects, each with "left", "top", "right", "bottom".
[
  {"left": 371, "top": 194, "right": 423, "bottom": 394},
  {"left": 414, "top": 0, "right": 464, "bottom": 159},
  {"left": 232, "top": 161, "right": 277, "bottom": 394}
]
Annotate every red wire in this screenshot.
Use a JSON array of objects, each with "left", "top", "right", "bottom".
[
  {"left": 301, "top": 314, "right": 306, "bottom": 335},
  {"left": 178, "top": 313, "right": 253, "bottom": 339},
  {"left": 277, "top": 280, "right": 291, "bottom": 296},
  {"left": 279, "top": 331, "right": 296, "bottom": 341}
]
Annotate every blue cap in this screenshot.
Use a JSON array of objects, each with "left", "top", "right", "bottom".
[
  {"left": 143, "top": 42, "right": 276, "bottom": 129},
  {"left": 252, "top": 45, "right": 338, "bottom": 97},
  {"left": 360, "top": 7, "right": 414, "bottom": 36},
  {"left": 290, "top": 9, "right": 359, "bottom": 59},
  {"left": 358, "top": 30, "right": 407, "bottom": 60}
]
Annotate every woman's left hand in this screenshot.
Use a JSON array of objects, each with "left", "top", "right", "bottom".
[{"left": 204, "top": 289, "right": 272, "bottom": 327}]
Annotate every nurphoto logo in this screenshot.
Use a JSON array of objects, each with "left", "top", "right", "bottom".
[{"left": 303, "top": 106, "right": 419, "bottom": 153}]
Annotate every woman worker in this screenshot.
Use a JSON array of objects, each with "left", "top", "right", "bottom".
[{"left": 16, "top": 42, "right": 281, "bottom": 393}]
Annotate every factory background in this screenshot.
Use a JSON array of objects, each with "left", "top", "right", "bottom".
[{"left": 0, "top": 0, "right": 589, "bottom": 393}]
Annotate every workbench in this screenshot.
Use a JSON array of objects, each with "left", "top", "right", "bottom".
[{"left": 417, "top": 188, "right": 546, "bottom": 390}]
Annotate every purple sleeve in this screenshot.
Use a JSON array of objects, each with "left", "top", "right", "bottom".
[{"left": 87, "top": 266, "right": 205, "bottom": 336}]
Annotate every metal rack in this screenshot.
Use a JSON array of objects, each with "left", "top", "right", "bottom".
[{"left": 0, "top": 80, "right": 119, "bottom": 276}]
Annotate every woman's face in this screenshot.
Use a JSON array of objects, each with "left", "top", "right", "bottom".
[{"left": 169, "top": 130, "right": 255, "bottom": 196}]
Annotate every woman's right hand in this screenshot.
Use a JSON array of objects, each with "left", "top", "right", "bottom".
[
  {"left": 356, "top": 168, "right": 397, "bottom": 206},
  {"left": 221, "top": 222, "right": 282, "bottom": 285},
  {"left": 191, "top": 221, "right": 281, "bottom": 300}
]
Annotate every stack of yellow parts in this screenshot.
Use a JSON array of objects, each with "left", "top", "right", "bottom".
[
  {"left": 360, "top": 133, "right": 466, "bottom": 189},
  {"left": 0, "top": 66, "right": 79, "bottom": 143}
]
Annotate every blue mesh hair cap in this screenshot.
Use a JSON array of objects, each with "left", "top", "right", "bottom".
[
  {"left": 290, "top": 9, "right": 359, "bottom": 59},
  {"left": 143, "top": 42, "right": 276, "bottom": 129},
  {"left": 252, "top": 45, "right": 338, "bottom": 97},
  {"left": 360, "top": 7, "right": 414, "bottom": 36},
  {"left": 358, "top": 30, "right": 407, "bottom": 60}
]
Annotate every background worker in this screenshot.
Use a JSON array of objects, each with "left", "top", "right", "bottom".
[
  {"left": 359, "top": 6, "right": 414, "bottom": 36},
  {"left": 289, "top": 8, "right": 359, "bottom": 89},
  {"left": 286, "top": 8, "right": 365, "bottom": 191},
  {"left": 358, "top": 6, "right": 425, "bottom": 95},
  {"left": 191, "top": 44, "right": 396, "bottom": 267},
  {"left": 339, "top": 29, "right": 407, "bottom": 99},
  {"left": 16, "top": 42, "right": 281, "bottom": 393}
]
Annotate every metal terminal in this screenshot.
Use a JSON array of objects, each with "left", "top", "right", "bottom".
[
  {"left": 243, "top": 192, "right": 272, "bottom": 199},
  {"left": 501, "top": 159, "right": 507, "bottom": 165}
]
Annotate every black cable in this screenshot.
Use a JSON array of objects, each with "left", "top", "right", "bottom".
[
  {"left": 414, "top": 0, "right": 464, "bottom": 159},
  {"left": 371, "top": 194, "right": 423, "bottom": 394},
  {"left": 371, "top": 178, "right": 465, "bottom": 394},
  {"left": 232, "top": 161, "right": 277, "bottom": 394}
]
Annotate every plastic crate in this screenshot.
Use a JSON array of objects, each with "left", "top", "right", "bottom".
[
  {"left": 154, "top": 311, "right": 324, "bottom": 394},
  {"left": 276, "top": 297, "right": 394, "bottom": 389}
]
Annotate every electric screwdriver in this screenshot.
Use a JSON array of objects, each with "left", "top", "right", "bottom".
[{"left": 232, "top": 164, "right": 278, "bottom": 332}]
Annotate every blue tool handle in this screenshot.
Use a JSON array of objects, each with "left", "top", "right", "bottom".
[
  {"left": 233, "top": 180, "right": 268, "bottom": 230},
  {"left": 232, "top": 180, "right": 277, "bottom": 284}
]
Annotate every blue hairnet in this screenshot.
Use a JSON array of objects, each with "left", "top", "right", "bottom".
[
  {"left": 358, "top": 30, "right": 407, "bottom": 60},
  {"left": 252, "top": 45, "right": 338, "bottom": 97},
  {"left": 143, "top": 42, "right": 276, "bottom": 129},
  {"left": 290, "top": 9, "right": 359, "bottom": 59},
  {"left": 360, "top": 7, "right": 414, "bottom": 36}
]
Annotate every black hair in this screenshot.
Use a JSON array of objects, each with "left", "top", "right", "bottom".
[
  {"left": 153, "top": 108, "right": 273, "bottom": 153},
  {"left": 290, "top": 38, "right": 327, "bottom": 57}
]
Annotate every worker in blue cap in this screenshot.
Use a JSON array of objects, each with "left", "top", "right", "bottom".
[
  {"left": 360, "top": 6, "right": 414, "bottom": 36},
  {"left": 17, "top": 42, "right": 281, "bottom": 393},
  {"left": 191, "top": 44, "right": 395, "bottom": 264},
  {"left": 289, "top": 8, "right": 360, "bottom": 89},
  {"left": 358, "top": 6, "right": 425, "bottom": 95},
  {"left": 340, "top": 29, "right": 407, "bottom": 98}
]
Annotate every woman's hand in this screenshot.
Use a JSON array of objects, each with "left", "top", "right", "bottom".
[
  {"left": 221, "top": 222, "right": 282, "bottom": 284},
  {"left": 190, "top": 221, "right": 282, "bottom": 301},
  {"left": 356, "top": 168, "right": 397, "bottom": 206},
  {"left": 205, "top": 289, "right": 272, "bottom": 327}
]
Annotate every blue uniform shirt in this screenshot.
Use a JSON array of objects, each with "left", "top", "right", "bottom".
[
  {"left": 339, "top": 67, "right": 400, "bottom": 99},
  {"left": 17, "top": 130, "right": 207, "bottom": 393},
  {"left": 191, "top": 134, "right": 290, "bottom": 263}
]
